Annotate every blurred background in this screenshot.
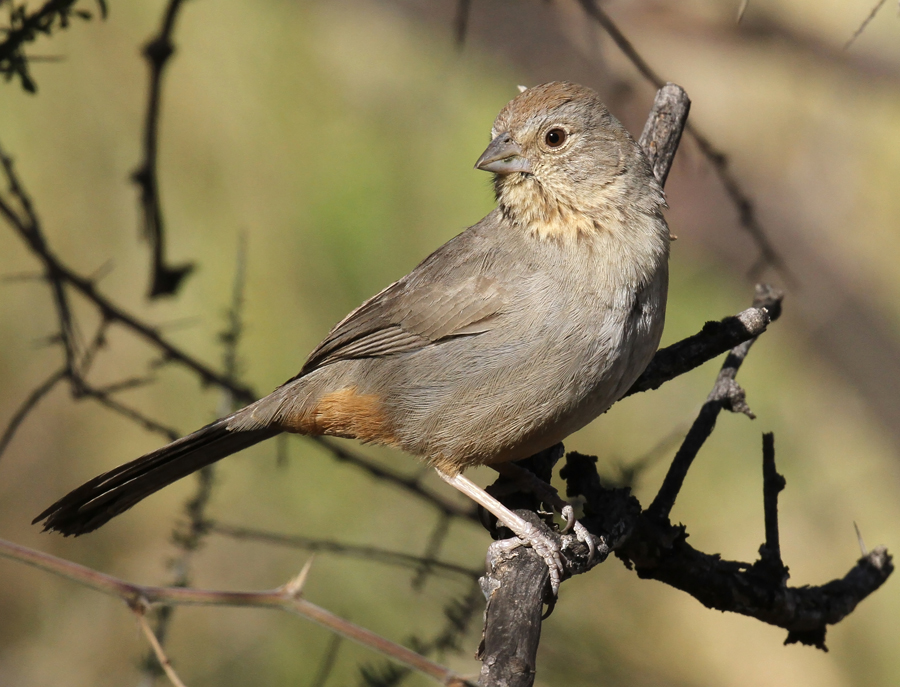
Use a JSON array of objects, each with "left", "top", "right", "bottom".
[{"left": 1, "top": 0, "right": 898, "bottom": 685}]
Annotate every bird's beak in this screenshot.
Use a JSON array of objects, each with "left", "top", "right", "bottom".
[{"left": 474, "top": 134, "right": 532, "bottom": 174}]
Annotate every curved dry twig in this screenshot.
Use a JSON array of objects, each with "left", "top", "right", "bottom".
[{"left": 0, "top": 537, "right": 473, "bottom": 687}]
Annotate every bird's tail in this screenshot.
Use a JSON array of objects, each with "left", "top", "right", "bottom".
[{"left": 34, "top": 420, "right": 280, "bottom": 536}]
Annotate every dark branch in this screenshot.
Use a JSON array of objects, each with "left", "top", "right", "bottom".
[
  {"left": 758, "top": 431, "right": 786, "bottom": 572},
  {"left": 453, "top": 0, "right": 471, "bottom": 48},
  {"left": 557, "top": 290, "right": 892, "bottom": 652},
  {"left": 625, "top": 300, "right": 777, "bottom": 398},
  {"left": 0, "top": 366, "right": 66, "bottom": 458},
  {"left": 558, "top": 414, "right": 893, "bottom": 651},
  {"left": 0, "top": 0, "right": 106, "bottom": 93},
  {"left": 647, "top": 283, "right": 783, "bottom": 521},
  {"left": 131, "top": 0, "right": 194, "bottom": 298},
  {"left": 845, "top": 0, "right": 890, "bottom": 49}
]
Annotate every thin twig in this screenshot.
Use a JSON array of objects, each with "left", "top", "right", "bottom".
[
  {"left": 0, "top": 366, "right": 67, "bottom": 458},
  {"left": 135, "top": 610, "right": 189, "bottom": 687},
  {"left": 318, "top": 437, "right": 479, "bottom": 522},
  {"left": 845, "top": 0, "right": 890, "bottom": 49},
  {"left": 759, "top": 431, "right": 786, "bottom": 569},
  {"left": 80, "top": 383, "right": 180, "bottom": 441},
  {"left": 131, "top": 0, "right": 194, "bottom": 297},
  {"left": 0, "top": 538, "right": 473, "bottom": 687},
  {"left": 0, "top": 0, "right": 106, "bottom": 92},
  {"left": 412, "top": 512, "right": 453, "bottom": 590},
  {"left": 207, "top": 520, "right": 480, "bottom": 580},
  {"left": 309, "top": 634, "right": 343, "bottom": 687}
]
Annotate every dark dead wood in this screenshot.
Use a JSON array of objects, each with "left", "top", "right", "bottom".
[{"left": 647, "top": 283, "right": 783, "bottom": 521}]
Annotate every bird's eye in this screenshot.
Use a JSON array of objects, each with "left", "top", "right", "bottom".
[{"left": 544, "top": 128, "right": 567, "bottom": 148}]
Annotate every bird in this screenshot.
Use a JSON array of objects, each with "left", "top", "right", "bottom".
[{"left": 35, "top": 81, "right": 670, "bottom": 593}]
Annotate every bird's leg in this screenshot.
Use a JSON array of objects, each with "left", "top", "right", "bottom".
[
  {"left": 436, "top": 469, "right": 564, "bottom": 594},
  {"left": 491, "top": 462, "right": 596, "bottom": 562}
]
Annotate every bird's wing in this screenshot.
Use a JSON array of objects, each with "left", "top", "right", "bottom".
[{"left": 299, "top": 225, "right": 509, "bottom": 374}]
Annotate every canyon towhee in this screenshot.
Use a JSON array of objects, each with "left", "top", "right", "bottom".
[{"left": 36, "top": 81, "right": 670, "bottom": 592}]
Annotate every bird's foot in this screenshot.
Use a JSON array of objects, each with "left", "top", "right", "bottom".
[
  {"left": 490, "top": 515, "right": 566, "bottom": 595},
  {"left": 437, "top": 470, "right": 599, "bottom": 596},
  {"left": 494, "top": 463, "right": 597, "bottom": 565}
]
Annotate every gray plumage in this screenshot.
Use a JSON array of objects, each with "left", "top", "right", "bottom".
[{"left": 36, "top": 81, "right": 670, "bottom": 535}]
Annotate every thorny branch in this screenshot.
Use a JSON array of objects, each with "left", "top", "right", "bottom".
[
  {"left": 140, "top": 236, "right": 250, "bottom": 680},
  {"left": 0, "top": 538, "right": 473, "bottom": 687},
  {"left": 131, "top": 0, "right": 195, "bottom": 298}
]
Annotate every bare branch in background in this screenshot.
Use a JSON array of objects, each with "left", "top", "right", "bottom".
[
  {"left": 0, "top": 538, "right": 474, "bottom": 687},
  {"left": 135, "top": 609, "right": 189, "bottom": 687},
  {"left": 0, "top": 0, "right": 106, "bottom": 93},
  {"left": 0, "top": 367, "right": 66, "bottom": 458},
  {"left": 141, "top": 235, "right": 249, "bottom": 680},
  {"left": 206, "top": 520, "right": 481, "bottom": 581},
  {"left": 574, "top": 0, "right": 793, "bottom": 285},
  {"left": 309, "top": 634, "right": 343, "bottom": 687},
  {"left": 453, "top": 0, "right": 471, "bottom": 48},
  {"left": 845, "top": 0, "right": 891, "bottom": 49},
  {"left": 359, "top": 580, "right": 483, "bottom": 687},
  {"left": 131, "top": 0, "right": 195, "bottom": 298}
]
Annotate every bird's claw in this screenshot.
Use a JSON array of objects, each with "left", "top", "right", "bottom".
[
  {"left": 560, "top": 504, "right": 595, "bottom": 561},
  {"left": 490, "top": 520, "right": 565, "bottom": 596},
  {"left": 572, "top": 519, "right": 596, "bottom": 563},
  {"left": 560, "top": 504, "right": 576, "bottom": 533}
]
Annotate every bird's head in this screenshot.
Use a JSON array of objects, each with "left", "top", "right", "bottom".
[{"left": 475, "top": 81, "right": 662, "bottom": 241}]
